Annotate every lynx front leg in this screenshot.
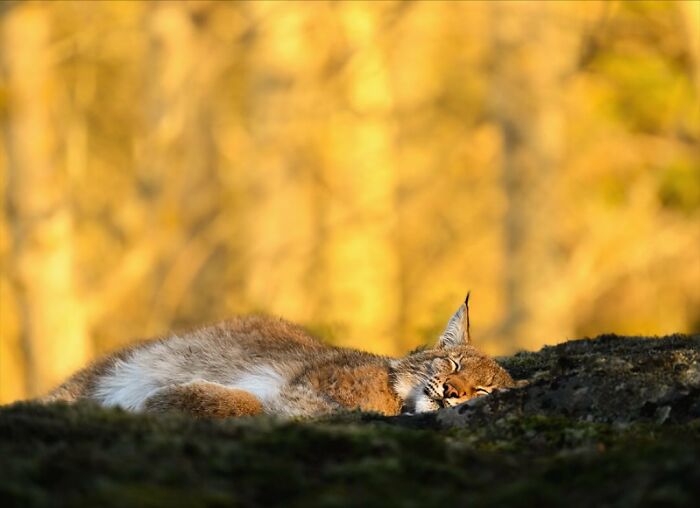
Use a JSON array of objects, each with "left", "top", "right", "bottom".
[{"left": 143, "top": 380, "right": 263, "bottom": 418}]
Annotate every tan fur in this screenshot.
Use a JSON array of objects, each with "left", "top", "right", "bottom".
[
  {"left": 42, "top": 301, "right": 515, "bottom": 418},
  {"left": 40, "top": 341, "right": 145, "bottom": 403},
  {"left": 143, "top": 381, "right": 263, "bottom": 418},
  {"left": 306, "top": 364, "right": 402, "bottom": 415}
]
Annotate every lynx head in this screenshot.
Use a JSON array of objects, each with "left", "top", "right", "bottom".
[{"left": 393, "top": 293, "right": 515, "bottom": 414}]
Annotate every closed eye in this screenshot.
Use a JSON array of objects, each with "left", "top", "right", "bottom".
[
  {"left": 448, "top": 358, "right": 460, "bottom": 372},
  {"left": 475, "top": 387, "right": 491, "bottom": 396}
]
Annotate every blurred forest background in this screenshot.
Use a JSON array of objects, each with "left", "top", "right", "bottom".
[{"left": 0, "top": 0, "right": 699, "bottom": 403}]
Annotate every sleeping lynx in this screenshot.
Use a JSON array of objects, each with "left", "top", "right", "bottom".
[{"left": 43, "top": 295, "right": 515, "bottom": 418}]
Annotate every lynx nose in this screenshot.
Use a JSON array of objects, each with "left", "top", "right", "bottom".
[
  {"left": 443, "top": 379, "right": 466, "bottom": 399},
  {"left": 443, "top": 383, "right": 458, "bottom": 398}
]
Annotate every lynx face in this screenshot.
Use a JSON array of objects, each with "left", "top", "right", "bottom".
[
  {"left": 412, "top": 348, "right": 514, "bottom": 412},
  {"left": 396, "top": 294, "right": 515, "bottom": 414}
]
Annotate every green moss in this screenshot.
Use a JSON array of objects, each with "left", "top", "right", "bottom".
[
  {"left": 2, "top": 334, "right": 700, "bottom": 507},
  {"left": 2, "top": 403, "right": 699, "bottom": 508}
]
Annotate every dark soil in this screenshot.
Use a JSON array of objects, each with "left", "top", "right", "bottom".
[{"left": 2, "top": 334, "right": 699, "bottom": 507}]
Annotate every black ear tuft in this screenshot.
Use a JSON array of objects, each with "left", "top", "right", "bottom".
[{"left": 464, "top": 291, "right": 471, "bottom": 342}]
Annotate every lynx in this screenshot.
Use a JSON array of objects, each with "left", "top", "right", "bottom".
[{"left": 43, "top": 295, "right": 515, "bottom": 418}]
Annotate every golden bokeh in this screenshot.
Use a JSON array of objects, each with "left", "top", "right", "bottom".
[{"left": 1, "top": 1, "right": 699, "bottom": 402}]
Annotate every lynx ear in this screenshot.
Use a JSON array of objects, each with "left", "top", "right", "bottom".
[{"left": 436, "top": 292, "right": 471, "bottom": 348}]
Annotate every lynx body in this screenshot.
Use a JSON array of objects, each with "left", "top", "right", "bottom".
[{"left": 44, "top": 299, "right": 515, "bottom": 418}]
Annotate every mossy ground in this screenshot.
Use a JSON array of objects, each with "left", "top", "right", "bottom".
[{"left": 2, "top": 334, "right": 699, "bottom": 507}]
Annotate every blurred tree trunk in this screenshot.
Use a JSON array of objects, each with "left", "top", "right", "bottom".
[
  {"left": 133, "top": 1, "right": 221, "bottom": 335},
  {"left": 2, "top": 5, "right": 91, "bottom": 396},
  {"left": 322, "top": 4, "right": 400, "bottom": 354},
  {"left": 489, "top": 3, "right": 581, "bottom": 349},
  {"left": 679, "top": 0, "right": 700, "bottom": 91},
  {"left": 242, "top": 4, "right": 318, "bottom": 322}
]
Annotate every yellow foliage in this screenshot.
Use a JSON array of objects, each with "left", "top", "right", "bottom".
[{"left": 1, "top": 1, "right": 698, "bottom": 402}]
